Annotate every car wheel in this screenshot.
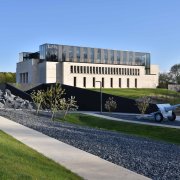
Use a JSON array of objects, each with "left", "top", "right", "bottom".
[
  {"left": 154, "top": 112, "right": 163, "bottom": 122},
  {"left": 168, "top": 112, "right": 176, "bottom": 121}
]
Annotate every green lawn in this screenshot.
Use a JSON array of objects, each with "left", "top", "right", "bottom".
[
  {"left": 58, "top": 113, "right": 180, "bottom": 145},
  {"left": 0, "top": 130, "right": 82, "bottom": 180},
  {"left": 91, "top": 88, "right": 180, "bottom": 104}
]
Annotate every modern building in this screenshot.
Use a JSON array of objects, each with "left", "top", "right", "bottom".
[{"left": 16, "top": 43, "right": 159, "bottom": 88}]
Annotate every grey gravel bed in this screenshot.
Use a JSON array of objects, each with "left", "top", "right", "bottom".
[{"left": 0, "top": 109, "right": 180, "bottom": 180}]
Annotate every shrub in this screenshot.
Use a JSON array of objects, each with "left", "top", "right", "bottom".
[
  {"left": 45, "top": 83, "right": 65, "bottom": 121},
  {"left": 136, "top": 96, "right": 151, "bottom": 114},
  {"left": 60, "top": 96, "right": 78, "bottom": 120},
  {"left": 31, "top": 90, "right": 46, "bottom": 115},
  {"left": 105, "top": 97, "right": 117, "bottom": 112}
]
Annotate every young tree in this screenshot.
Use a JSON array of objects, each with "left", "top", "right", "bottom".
[
  {"left": 104, "top": 97, "right": 117, "bottom": 112},
  {"left": 159, "top": 72, "right": 172, "bottom": 88},
  {"left": 31, "top": 89, "right": 45, "bottom": 115},
  {"left": 45, "top": 83, "right": 65, "bottom": 121},
  {"left": 60, "top": 96, "right": 78, "bottom": 120},
  {"left": 136, "top": 96, "right": 151, "bottom": 115},
  {"left": 170, "top": 63, "right": 180, "bottom": 84}
]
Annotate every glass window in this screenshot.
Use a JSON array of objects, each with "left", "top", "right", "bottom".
[
  {"left": 70, "top": 66, "right": 73, "bottom": 73},
  {"left": 105, "top": 67, "right": 107, "bottom": 74},
  {"left": 62, "top": 46, "right": 66, "bottom": 61},
  {"left": 122, "top": 68, "right": 124, "bottom": 75},
  {"left": 90, "top": 67, "right": 92, "bottom": 74},
  {"left": 127, "top": 68, "right": 129, "bottom": 75},
  {"left": 83, "top": 77, "right": 86, "bottom": 87},
  {"left": 74, "top": 77, "right": 76, "bottom": 87},
  {"left": 116, "top": 68, "right": 118, "bottom": 74},
  {"left": 102, "top": 67, "right": 104, "bottom": 74},
  {"left": 80, "top": 66, "right": 83, "bottom": 73},
  {"left": 119, "top": 78, "right": 121, "bottom": 88},
  {"left": 93, "top": 77, "right": 95, "bottom": 87},
  {"left": 69, "top": 46, "right": 74, "bottom": 61},
  {"left": 87, "top": 66, "right": 89, "bottom": 73},
  {"left": 90, "top": 48, "right": 94, "bottom": 63},
  {"left": 135, "top": 78, "right": 137, "bottom": 88},
  {"left": 93, "top": 67, "right": 95, "bottom": 74},
  {"left": 76, "top": 47, "right": 80, "bottom": 62},
  {"left": 127, "top": 78, "right": 129, "bottom": 88},
  {"left": 138, "top": 69, "right": 140, "bottom": 75},
  {"left": 99, "top": 67, "right": 101, "bottom": 74},
  {"left": 96, "top": 67, "right": 98, "bottom": 74},
  {"left": 74, "top": 66, "right": 76, "bottom": 73},
  {"left": 84, "top": 66, "right": 86, "bottom": 73},
  {"left": 108, "top": 68, "right": 111, "bottom": 74},
  {"left": 117, "top": 51, "right": 120, "bottom": 64},
  {"left": 123, "top": 51, "right": 127, "bottom": 65},
  {"left": 110, "top": 50, "right": 114, "bottom": 63},
  {"left": 97, "top": 49, "right": 101, "bottom": 63},
  {"left": 104, "top": 50, "right": 108, "bottom": 64},
  {"left": 111, "top": 68, "right": 113, "bottom": 74},
  {"left": 119, "top": 68, "right": 121, "bottom": 75},
  {"left": 46, "top": 44, "right": 58, "bottom": 62},
  {"left": 135, "top": 69, "right": 137, "bottom": 75},
  {"left": 129, "top": 51, "right": 133, "bottom": 65},
  {"left": 102, "top": 78, "right": 104, "bottom": 88},
  {"left": 77, "top": 66, "right": 79, "bottom": 73},
  {"left": 83, "top": 48, "right": 88, "bottom": 62},
  {"left": 110, "top": 78, "right": 113, "bottom": 88}
]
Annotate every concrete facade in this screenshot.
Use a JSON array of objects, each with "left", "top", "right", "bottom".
[{"left": 16, "top": 44, "right": 159, "bottom": 88}]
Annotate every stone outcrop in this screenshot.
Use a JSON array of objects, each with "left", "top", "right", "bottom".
[{"left": 0, "top": 89, "right": 33, "bottom": 110}]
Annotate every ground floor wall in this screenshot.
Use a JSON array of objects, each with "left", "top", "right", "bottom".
[
  {"left": 63, "top": 62, "right": 159, "bottom": 88},
  {"left": 16, "top": 61, "right": 159, "bottom": 88}
]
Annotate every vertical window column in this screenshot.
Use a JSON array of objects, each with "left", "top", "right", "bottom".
[
  {"left": 26, "top": 73, "right": 28, "bottom": 83},
  {"left": 110, "top": 78, "right": 113, "bottom": 88},
  {"left": 20, "top": 73, "right": 22, "bottom": 83},
  {"left": 93, "top": 77, "right": 95, "bottom": 87},
  {"left": 127, "top": 78, "right": 129, "bottom": 88},
  {"left": 83, "top": 77, "right": 86, "bottom": 87},
  {"left": 135, "top": 78, "right": 137, "bottom": 88},
  {"left": 102, "top": 78, "right": 104, "bottom": 88},
  {"left": 119, "top": 78, "right": 121, "bottom": 88},
  {"left": 74, "top": 77, "right": 77, "bottom": 87}
]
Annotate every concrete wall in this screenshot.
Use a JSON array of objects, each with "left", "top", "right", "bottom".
[
  {"left": 16, "top": 60, "right": 159, "bottom": 88},
  {"left": 63, "top": 62, "right": 159, "bottom": 88},
  {"left": 16, "top": 59, "right": 39, "bottom": 84}
]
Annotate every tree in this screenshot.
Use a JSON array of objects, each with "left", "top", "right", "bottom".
[
  {"left": 159, "top": 72, "right": 172, "bottom": 88},
  {"left": 60, "top": 96, "right": 78, "bottom": 120},
  {"left": 31, "top": 89, "right": 46, "bottom": 115},
  {"left": 136, "top": 96, "right": 151, "bottom": 114},
  {"left": 104, "top": 97, "right": 117, "bottom": 112},
  {"left": 0, "top": 72, "right": 16, "bottom": 83},
  {"left": 170, "top": 63, "right": 180, "bottom": 84},
  {"left": 45, "top": 83, "right": 65, "bottom": 121}
]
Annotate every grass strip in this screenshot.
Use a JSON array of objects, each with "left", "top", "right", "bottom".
[
  {"left": 0, "top": 130, "right": 82, "bottom": 180},
  {"left": 58, "top": 113, "right": 180, "bottom": 145}
]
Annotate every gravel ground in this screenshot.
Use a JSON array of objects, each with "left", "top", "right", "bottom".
[{"left": 0, "top": 109, "right": 180, "bottom": 180}]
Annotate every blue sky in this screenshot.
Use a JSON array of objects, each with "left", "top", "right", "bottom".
[{"left": 0, "top": 0, "right": 180, "bottom": 72}]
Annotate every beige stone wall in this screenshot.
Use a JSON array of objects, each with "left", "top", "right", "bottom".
[
  {"left": 17, "top": 60, "right": 159, "bottom": 88},
  {"left": 39, "top": 62, "right": 62, "bottom": 83},
  {"left": 62, "top": 62, "right": 159, "bottom": 88},
  {"left": 16, "top": 59, "right": 39, "bottom": 84}
]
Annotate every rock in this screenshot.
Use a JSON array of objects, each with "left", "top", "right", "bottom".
[
  {"left": 0, "top": 88, "right": 34, "bottom": 110},
  {"left": 0, "top": 102, "right": 4, "bottom": 108}
]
